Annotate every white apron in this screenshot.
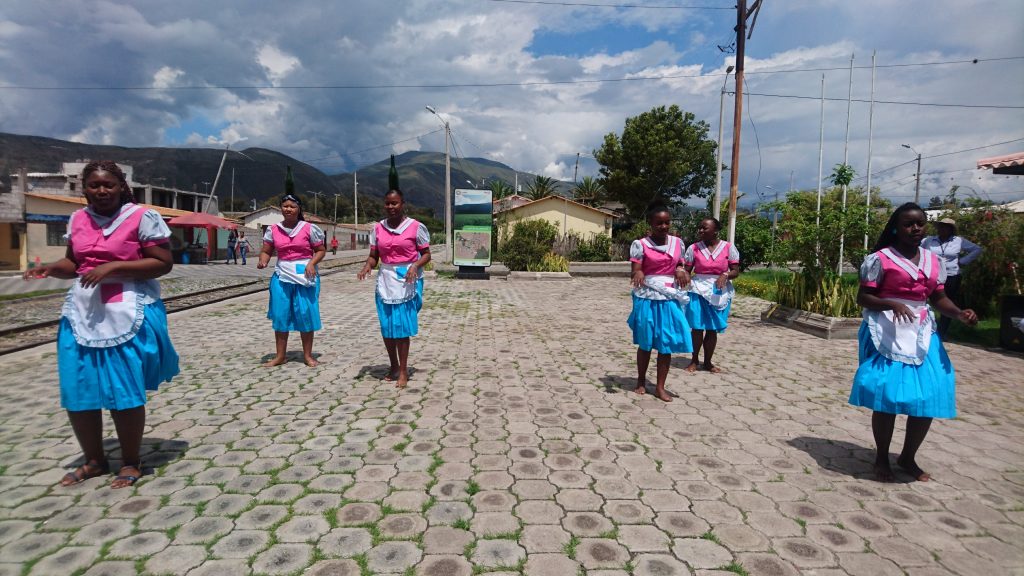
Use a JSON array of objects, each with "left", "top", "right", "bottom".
[
  {"left": 689, "top": 274, "right": 734, "bottom": 310},
  {"left": 62, "top": 279, "right": 145, "bottom": 348},
  {"left": 864, "top": 298, "right": 934, "bottom": 366},
  {"left": 376, "top": 262, "right": 421, "bottom": 305},
  {"left": 274, "top": 221, "right": 315, "bottom": 286},
  {"left": 633, "top": 274, "right": 690, "bottom": 304}
]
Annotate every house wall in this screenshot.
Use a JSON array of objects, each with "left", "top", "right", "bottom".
[
  {"left": 498, "top": 199, "right": 612, "bottom": 241},
  {"left": 0, "top": 224, "right": 22, "bottom": 270}
]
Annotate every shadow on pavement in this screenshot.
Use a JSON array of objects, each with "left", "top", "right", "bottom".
[
  {"left": 787, "top": 436, "right": 919, "bottom": 484},
  {"left": 65, "top": 437, "right": 190, "bottom": 476},
  {"left": 356, "top": 364, "right": 417, "bottom": 380}
]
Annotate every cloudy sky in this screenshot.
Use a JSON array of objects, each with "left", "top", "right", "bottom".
[{"left": 1, "top": 0, "right": 1022, "bottom": 206}]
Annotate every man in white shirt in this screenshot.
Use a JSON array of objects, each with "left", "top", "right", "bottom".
[{"left": 922, "top": 217, "right": 983, "bottom": 338}]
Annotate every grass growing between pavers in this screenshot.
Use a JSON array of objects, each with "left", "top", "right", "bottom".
[{"left": 720, "top": 561, "right": 750, "bottom": 575}]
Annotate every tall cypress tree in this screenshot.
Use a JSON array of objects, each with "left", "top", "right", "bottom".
[
  {"left": 388, "top": 155, "right": 400, "bottom": 191},
  {"left": 285, "top": 165, "right": 295, "bottom": 196}
]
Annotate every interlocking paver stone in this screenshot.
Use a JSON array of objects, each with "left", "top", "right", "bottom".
[{"left": 0, "top": 280, "right": 1020, "bottom": 576}]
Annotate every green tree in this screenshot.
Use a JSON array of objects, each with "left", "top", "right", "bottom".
[
  {"left": 593, "top": 104, "right": 716, "bottom": 218},
  {"left": 927, "top": 195, "right": 944, "bottom": 209},
  {"left": 497, "top": 219, "right": 560, "bottom": 271},
  {"left": 526, "top": 175, "right": 558, "bottom": 200},
  {"left": 572, "top": 176, "right": 605, "bottom": 206},
  {"left": 490, "top": 180, "right": 515, "bottom": 200},
  {"left": 829, "top": 163, "right": 855, "bottom": 187}
]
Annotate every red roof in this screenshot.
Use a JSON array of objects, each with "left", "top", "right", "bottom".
[{"left": 977, "top": 152, "right": 1024, "bottom": 175}]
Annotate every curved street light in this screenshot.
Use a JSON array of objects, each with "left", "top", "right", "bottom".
[{"left": 426, "top": 106, "right": 452, "bottom": 263}]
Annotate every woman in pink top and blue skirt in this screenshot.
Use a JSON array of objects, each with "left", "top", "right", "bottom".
[
  {"left": 24, "top": 161, "right": 179, "bottom": 489},
  {"left": 851, "top": 203, "right": 977, "bottom": 483},
  {"left": 358, "top": 190, "right": 431, "bottom": 388},
  {"left": 627, "top": 205, "right": 692, "bottom": 402},
  {"left": 257, "top": 194, "right": 327, "bottom": 367},
  {"left": 684, "top": 217, "right": 740, "bottom": 373}
]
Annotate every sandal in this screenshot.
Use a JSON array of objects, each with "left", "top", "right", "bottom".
[
  {"left": 111, "top": 463, "right": 143, "bottom": 489},
  {"left": 60, "top": 460, "right": 110, "bottom": 487}
]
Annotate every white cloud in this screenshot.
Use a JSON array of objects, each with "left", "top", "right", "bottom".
[{"left": 256, "top": 44, "right": 301, "bottom": 84}]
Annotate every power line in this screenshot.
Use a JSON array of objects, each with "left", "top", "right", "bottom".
[
  {"left": 486, "top": 0, "right": 730, "bottom": 7},
  {"left": 2, "top": 56, "right": 1020, "bottom": 92},
  {"left": 853, "top": 137, "right": 1024, "bottom": 182},
  {"left": 732, "top": 91, "right": 1023, "bottom": 110}
]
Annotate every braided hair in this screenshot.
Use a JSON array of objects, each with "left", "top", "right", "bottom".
[
  {"left": 871, "top": 202, "right": 924, "bottom": 253},
  {"left": 81, "top": 160, "right": 135, "bottom": 206}
]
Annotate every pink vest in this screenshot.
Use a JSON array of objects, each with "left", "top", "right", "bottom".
[
  {"left": 689, "top": 241, "right": 734, "bottom": 275},
  {"left": 70, "top": 205, "right": 153, "bottom": 276},
  {"left": 270, "top": 222, "right": 319, "bottom": 261},
  {"left": 632, "top": 236, "right": 683, "bottom": 276},
  {"left": 375, "top": 219, "right": 424, "bottom": 264},
  {"left": 871, "top": 249, "right": 944, "bottom": 301}
]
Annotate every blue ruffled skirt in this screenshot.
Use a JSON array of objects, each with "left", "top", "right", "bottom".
[
  {"left": 58, "top": 301, "right": 179, "bottom": 412},
  {"left": 849, "top": 322, "right": 956, "bottom": 418},
  {"left": 686, "top": 294, "right": 731, "bottom": 332},
  {"left": 376, "top": 278, "right": 423, "bottom": 339},
  {"left": 267, "top": 274, "right": 322, "bottom": 332},
  {"left": 627, "top": 295, "right": 692, "bottom": 354}
]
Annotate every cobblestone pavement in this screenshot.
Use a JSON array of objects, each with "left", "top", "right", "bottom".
[{"left": 0, "top": 276, "right": 1022, "bottom": 576}]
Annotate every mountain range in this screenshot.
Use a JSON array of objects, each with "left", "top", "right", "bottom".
[{"left": 0, "top": 132, "right": 556, "bottom": 219}]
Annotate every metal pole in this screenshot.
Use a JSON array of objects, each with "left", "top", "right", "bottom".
[
  {"left": 714, "top": 66, "right": 733, "bottom": 221},
  {"left": 445, "top": 121, "right": 452, "bottom": 263},
  {"left": 205, "top": 145, "right": 228, "bottom": 213},
  {"left": 573, "top": 152, "right": 580, "bottom": 184},
  {"left": 353, "top": 172, "right": 358, "bottom": 225},
  {"left": 815, "top": 75, "right": 825, "bottom": 265},
  {"left": 726, "top": 0, "right": 747, "bottom": 246},
  {"left": 914, "top": 154, "right": 922, "bottom": 204},
  {"left": 230, "top": 167, "right": 234, "bottom": 213},
  {"left": 864, "top": 50, "right": 876, "bottom": 250},
  {"left": 837, "top": 53, "right": 854, "bottom": 276}
]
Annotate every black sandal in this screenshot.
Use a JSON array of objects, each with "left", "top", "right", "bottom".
[
  {"left": 60, "top": 460, "right": 110, "bottom": 487},
  {"left": 112, "top": 462, "right": 143, "bottom": 489}
]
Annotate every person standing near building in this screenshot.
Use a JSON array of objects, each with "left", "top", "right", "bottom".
[
  {"left": 330, "top": 235, "right": 339, "bottom": 255},
  {"left": 226, "top": 230, "right": 238, "bottom": 264},
  {"left": 23, "top": 161, "right": 179, "bottom": 488},
  {"left": 236, "top": 231, "right": 251, "bottom": 265},
  {"left": 922, "top": 217, "right": 982, "bottom": 339}
]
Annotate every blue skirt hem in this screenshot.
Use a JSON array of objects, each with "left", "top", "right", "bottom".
[
  {"left": 686, "top": 294, "right": 730, "bottom": 332},
  {"left": 849, "top": 322, "right": 957, "bottom": 418},
  {"left": 267, "top": 274, "right": 322, "bottom": 332},
  {"left": 627, "top": 295, "right": 693, "bottom": 354},
  {"left": 376, "top": 279, "right": 423, "bottom": 339}
]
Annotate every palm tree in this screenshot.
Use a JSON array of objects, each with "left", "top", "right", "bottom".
[
  {"left": 526, "top": 175, "right": 558, "bottom": 201},
  {"left": 573, "top": 176, "right": 605, "bottom": 206},
  {"left": 490, "top": 180, "right": 515, "bottom": 200}
]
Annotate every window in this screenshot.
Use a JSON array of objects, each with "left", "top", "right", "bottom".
[{"left": 46, "top": 223, "right": 68, "bottom": 246}]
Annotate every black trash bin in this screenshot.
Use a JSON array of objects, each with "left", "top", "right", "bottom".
[{"left": 999, "top": 294, "right": 1024, "bottom": 352}]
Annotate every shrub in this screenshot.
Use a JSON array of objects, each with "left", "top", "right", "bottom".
[
  {"left": 776, "top": 272, "right": 860, "bottom": 318},
  {"left": 527, "top": 252, "right": 570, "bottom": 272},
  {"left": 732, "top": 276, "right": 777, "bottom": 301},
  {"left": 572, "top": 234, "right": 612, "bottom": 262},
  {"left": 497, "top": 219, "right": 559, "bottom": 271}
]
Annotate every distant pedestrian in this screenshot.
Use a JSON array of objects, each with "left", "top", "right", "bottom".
[
  {"left": 236, "top": 232, "right": 251, "bottom": 265},
  {"left": 922, "top": 217, "right": 982, "bottom": 339},
  {"left": 330, "top": 235, "right": 339, "bottom": 255},
  {"left": 850, "top": 203, "right": 977, "bottom": 483},
  {"left": 683, "top": 217, "right": 740, "bottom": 373},
  {"left": 257, "top": 193, "right": 327, "bottom": 367},
  {"left": 357, "top": 189, "right": 431, "bottom": 388},
  {"left": 23, "top": 160, "right": 179, "bottom": 489},
  {"left": 627, "top": 204, "right": 692, "bottom": 402},
  {"left": 226, "top": 230, "right": 238, "bottom": 264}
]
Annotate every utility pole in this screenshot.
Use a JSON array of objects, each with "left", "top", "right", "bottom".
[
  {"left": 726, "top": 0, "right": 762, "bottom": 246},
  {"left": 913, "top": 154, "right": 922, "bottom": 204},
  {"left": 230, "top": 167, "right": 235, "bottom": 213},
  {"left": 837, "top": 53, "right": 854, "bottom": 276},
  {"left": 353, "top": 172, "right": 359, "bottom": 225},
  {"left": 714, "top": 65, "right": 734, "bottom": 221},
  {"left": 573, "top": 152, "right": 580, "bottom": 185},
  {"left": 864, "top": 50, "right": 877, "bottom": 250}
]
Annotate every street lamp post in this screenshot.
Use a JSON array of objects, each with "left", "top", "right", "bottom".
[
  {"left": 426, "top": 106, "right": 452, "bottom": 263},
  {"left": 902, "top": 144, "right": 922, "bottom": 204},
  {"left": 766, "top": 185, "right": 777, "bottom": 259},
  {"left": 714, "top": 65, "right": 735, "bottom": 221}
]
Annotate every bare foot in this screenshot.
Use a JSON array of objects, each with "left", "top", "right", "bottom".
[
  {"left": 304, "top": 356, "right": 320, "bottom": 367},
  {"left": 705, "top": 363, "right": 722, "bottom": 374},
  {"left": 896, "top": 457, "right": 930, "bottom": 482},
  {"left": 655, "top": 388, "right": 673, "bottom": 402},
  {"left": 684, "top": 361, "right": 699, "bottom": 373},
  {"left": 634, "top": 379, "right": 647, "bottom": 395},
  {"left": 873, "top": 462, "right": 895, "bottom": 483},
  {"left": 383, "top": 367, "right": 400, "bottom": 382},
  {"left": 262, "top": 356, "right": 287, "bottom": 367},
  {"left": 396, "top": 371, "right": 408, "bottom": 389}
]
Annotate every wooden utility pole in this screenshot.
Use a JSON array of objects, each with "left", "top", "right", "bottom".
[{"left": 726, "top": 0, "right": 762, "bottom": 245}]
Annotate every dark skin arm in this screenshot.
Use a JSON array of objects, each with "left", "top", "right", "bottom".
[
  {"left": 305, "top": 243, "right": 327, "bottom": 280},
  {"left": 24, "top": 244, "right": 173, "bottom": 287},
  {"left": 403, "top": 248, "right": 431, "bottom": 284},
  {"left": 357, "top": 247, "right": 379, "bottom": 280},
  {"left": 256, "top": 241, "right": 274, "bottom": 269},
  {"left": 857, "top": 285, "right": 978, "bottom": 325}
]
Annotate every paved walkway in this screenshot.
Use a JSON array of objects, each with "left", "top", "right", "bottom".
[{"left": 0, "top": 277, "right": 1021, "bottom": 576}]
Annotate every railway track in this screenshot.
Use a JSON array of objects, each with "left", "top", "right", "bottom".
[{"left": 0, "top": 257, "right": 364, "bottom": 356}]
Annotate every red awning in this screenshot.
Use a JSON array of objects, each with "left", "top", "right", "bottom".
[
  {"left": 977, "top": 152, "right": 1024, "bottom": 175},
  {"left": 167, "top": 212, "right": 238, "bottom": 229}
]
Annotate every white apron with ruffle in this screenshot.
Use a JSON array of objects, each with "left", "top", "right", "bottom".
[
  {"left": 864, "top": 298, "right": 933, "bottom": 366},
  {"left": 276, "top": 258, "right": 314, "bottom": 286},
  {"left": 376, "top": 262, "right": 420, "bottom": 304},
  {"left": 61, "top": 279, "right": 145, "bottom": 348},
  {"left": 689, "top": 274, "right": 734, "bottom": 310},
  {"left": 633, "top": 274, "right": 690, "bottom": 304}
]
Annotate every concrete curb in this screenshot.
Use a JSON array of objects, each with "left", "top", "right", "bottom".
[
  {"left": 507, "top": 271, "right": 572, "bottom": 281},
  {"left": 760, "top": 303, "right": 860, "bottom": 340}
]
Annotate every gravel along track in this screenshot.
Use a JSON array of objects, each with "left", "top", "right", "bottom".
[{"left": 0, "top": 257, "right": 363, "bottom": 356}]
